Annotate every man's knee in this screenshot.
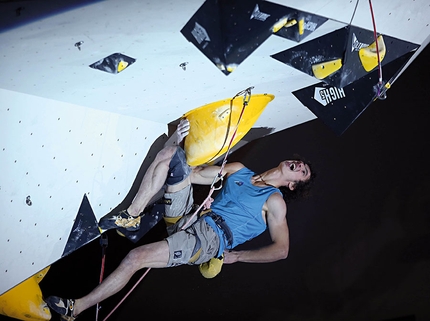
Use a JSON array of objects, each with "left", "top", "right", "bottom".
[
  {"left": 120, "top": 248, "right": 143, "bottom": 273},
  {"left": 123, "top": 247, "right": 143, "bottom": 265},
  {"left": 123, "top": 242, "right": 169, "bottom": 269},
  {"left": 155, "top": 145, "right": 178, "bottom": 163}
]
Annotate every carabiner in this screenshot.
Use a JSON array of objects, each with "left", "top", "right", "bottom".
[
  {"left": 210, "top": 174, "right": 223, "bottom": 191},
  {"left": 242, "top": 86, "right": 254, "bottom": 105}
]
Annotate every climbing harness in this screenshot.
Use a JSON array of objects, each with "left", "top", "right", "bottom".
[{"left": 102, "top": 87, "right": 253, "bottom": 321}]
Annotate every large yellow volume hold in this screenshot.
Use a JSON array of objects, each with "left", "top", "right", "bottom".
[
  {"left": 0, "top": 267, "right": 51, "bottom": 321},
  {"left": 183, "top": 94, "right": 274, "bottom": 166}
]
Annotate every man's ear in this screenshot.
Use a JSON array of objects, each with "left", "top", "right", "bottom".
[{"left": 288, "top": 181, "right": 296, "bottom": 191}]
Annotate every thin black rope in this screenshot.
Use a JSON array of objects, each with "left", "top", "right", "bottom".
[{"left": 349, "top": 0, "right": 360, "bottom": 25}]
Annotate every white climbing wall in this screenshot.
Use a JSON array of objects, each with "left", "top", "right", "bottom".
[{"left": 0, "top": 89, "right": 166, "bottom": 294}]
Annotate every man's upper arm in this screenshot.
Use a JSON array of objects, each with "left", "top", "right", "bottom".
[
  {"left": 266, "top": 193, "right": 290, "bottom": 258},
  {"left": 190, "top": 162, "right": 244, "bottom": 185}
]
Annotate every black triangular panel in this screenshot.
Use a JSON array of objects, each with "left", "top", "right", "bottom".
[
  {"left": 89, "top": 53, "right": 136, "bottom": 74},
  {"left": 292, "top": 50, "right": 417, "bottom": 135},
  {"left": 62, "top": 194, "right": 100, "bottom": 257},
  {"left": 272, "top": 25, "right": 420, "bottom": 88},
  {"left": 180, "top": 0, "right": 297, "bottom": 75}
]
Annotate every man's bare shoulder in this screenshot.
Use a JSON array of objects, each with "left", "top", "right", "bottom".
[
  {"left": 266, "top": 192, "right": 287, "bottom": 218},
  {"left": 224, "top": 162, "right": 246, "bottom": 176}
]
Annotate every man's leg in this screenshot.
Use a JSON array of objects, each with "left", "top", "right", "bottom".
[
  {"left": 127, "top": 145, "right": 178, "bottom": 217},
  {"left": 47, "top": 240, "right": 170, "bottom": 318},
  {"left": 128, "top": 118, "right": 190, "bottom": 216},
  {"left": 99, "top": 119, "right": 191, "bottom": 231},
  {"left": 48, "top": 156, "right": 192, "bottom": 319},
  {"left": 99, "top": 145, "right": 182, "bottom": 231},
  {"left": 161, "top": 145, "right": 195, "bottom": 233}
]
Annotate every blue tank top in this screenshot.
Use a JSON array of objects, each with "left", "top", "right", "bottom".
[{"left": 208, "top": 167, "right": 281, "bottom": 253}]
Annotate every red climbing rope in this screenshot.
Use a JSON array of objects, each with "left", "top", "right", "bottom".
[
  {"left": 102, "top": 268, "right": 151, "bottom": 321},
  {"left": 96, "top": 234, "right": 108, "bottom": 321},
  {"left": 101, "top": 87, "right": 253, "bottom": 321}
]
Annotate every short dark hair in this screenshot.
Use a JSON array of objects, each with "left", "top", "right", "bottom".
[{"left": 279, "top": 155, "right": 316, "bottom": 203}]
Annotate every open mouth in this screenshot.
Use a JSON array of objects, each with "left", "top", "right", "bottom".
[{"left": 289, "top": 162, "right": 296, "bottom": 171}]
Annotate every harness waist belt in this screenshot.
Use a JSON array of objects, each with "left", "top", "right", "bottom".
[{"left": 201, "top": 210, "right": 233, "bottom": 248}]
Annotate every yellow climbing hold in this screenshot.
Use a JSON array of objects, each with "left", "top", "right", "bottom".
[
  {"left": 312, "top": 58, "right": 343, "bottom": 79},
  {"left": 183, "top": 94, "right": 274, "bottom": 166},
  {"left": 285, "top": 19, "right": 297, "bottom": 28},
  {"left": 226, "top": 65, "right": 237, "bottom": 73},
  {"left": 298, "top": 18, "right": 304, "bottom": 35},
  {"left": 271, "top": 18, "right": 283, "bottom": 33},
  {"left": 273, "top": 18, "right": 297, "bottom": 33},
  {"left": 117, "top": 60, "right": 129, "bottom": 73},
  {"left": 0, "top": 266, "right": 51, "bottom": 321},
  {"left": 272, "top": 18, "right": 287, "bottom": 33},
  {"left": 359, "top": 35, "right": 386, "bottom": 72}
]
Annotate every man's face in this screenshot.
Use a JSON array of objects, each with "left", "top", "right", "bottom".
[{"left": 280, "top": 160, "right": 311, "bottom": 185}]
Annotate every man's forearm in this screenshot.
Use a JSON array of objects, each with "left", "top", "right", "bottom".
[{"left": 224, "top": 244, "right": 288, "bottom": 264}]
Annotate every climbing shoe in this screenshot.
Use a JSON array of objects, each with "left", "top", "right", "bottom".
[
  {"left": 46, "top": 296, "right": 77, "bottom": 321},
  {"left": 99, "top": 209, "right": 141, "bottom": 232}
]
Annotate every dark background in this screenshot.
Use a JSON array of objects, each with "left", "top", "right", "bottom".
[{"left": 3, "top": 43, "right": 430, "bottom": 321}]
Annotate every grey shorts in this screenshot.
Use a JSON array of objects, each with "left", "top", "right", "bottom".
[
  {"left": 164, "top": 184, "right": 194, "bottom": 220},
  {"left": 165, "top": 214, "right": 220, "bottom": 267},
  {"left": 164, "top": 147, "right": 219, "bottom": 266}
]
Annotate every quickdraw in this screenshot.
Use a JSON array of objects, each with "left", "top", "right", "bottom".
[{"left": 368, "top": 0, "right": 386, "bottom": 100}]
